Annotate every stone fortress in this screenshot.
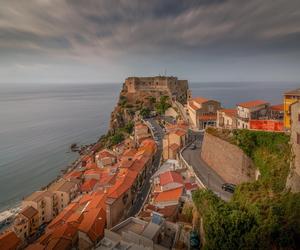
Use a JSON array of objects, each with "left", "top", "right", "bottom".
[{"left": 124, "top": 76, "right": 190, "bottom": 104}]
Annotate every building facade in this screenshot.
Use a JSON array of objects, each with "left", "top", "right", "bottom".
[
  {"left": 236, "top": 100, "right": 269, "bottom": 129},
  {"left": 217, "top": 109, "right": 237, "bottom": 129},
  {"left": 187, "top": 97, "right": 221, "bottom": 130},
  {"left": 284, "top": 88, "right": 300, "bottom": 130}
]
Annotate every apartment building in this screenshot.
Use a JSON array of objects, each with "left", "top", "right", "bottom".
[
  {"left": 284, "top": 88, "right": 300, "bottom": 130},
  {"left": 12, "top": 206, "right": 39, "bottom": 240},
  {"left": 236, "top": 100, "right": 269, "bottom": 129},
  {"left": 22, "top": 191, "right": 55, "bottom": 225},
  {"left": 187, "top": 97, "right": 221, "bottom": 129},
  {"left": 48, "top": 178, "right": 80, "bottom": 213},
  {"left": 217, "top": 109, "right": 237, "bottom": 129}
]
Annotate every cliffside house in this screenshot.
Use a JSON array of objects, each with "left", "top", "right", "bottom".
[
  {"left": 134, "top": 122, "right": 151, "bottom": 143},
  {"left": 289, "top": 101, "right": 300, "bottom": 192},
  {"left": 0, "top": 231, "right": 21, "bottom": 250},
  {"left": 236, "top": 100, "right": 269, "bottom": 129},
  {"left": 13, "top": 206, "right": 39, "bottom": 241},
  {"left": 217, "top": 109, "right": 237, "bottom": 129},
  {"left": 154, "top": 171, "right": 184, "bottom": 192},
  {"left": 48, "top": 178, "right": 80, "bottom": 213},
  {"left": 284, "top": 88, "right": 300, "bottom": 130},
  {"left": 187, "top": 97, "right": 221, "bottom": 130},
  {"left": 152, "top": 187, "right": 183, "bottom": 208},
  {"left": 22, "top": 191, "right": 56, "bottom": 225},
  {"left": 162, "top": 123, "right": 188, "bottom": 160},
  {"left": 26, "top": 192, "right": 106, "bottom": 250},
  {"left": 95, "top": 149, "right": 117, "bottom": 168}
]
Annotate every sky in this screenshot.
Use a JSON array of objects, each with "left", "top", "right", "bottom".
[{"left": 0, "top": 0, "right": 300, "bottom": 84}]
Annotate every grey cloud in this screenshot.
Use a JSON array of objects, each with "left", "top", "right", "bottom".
[{"left": 0, "top": 0, "right": 300, "bottom": 83}]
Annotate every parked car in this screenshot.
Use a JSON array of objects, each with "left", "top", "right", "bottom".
[{"left": 221, "top": 183, "right": 236, "bottom": 193}]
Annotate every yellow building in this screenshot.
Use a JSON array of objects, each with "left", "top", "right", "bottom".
[{"left": 284, "top": 88, "right": 300, "bottom": 130}]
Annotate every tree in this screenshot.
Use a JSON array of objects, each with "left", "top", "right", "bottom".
[
  {"left": 155, "top": 95, "right": 171, "bottom": 115},
  {"left": 140, "top": 107, "right": 151, "bottom": 118}
]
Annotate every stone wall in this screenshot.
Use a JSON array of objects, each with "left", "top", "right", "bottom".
[
  {"left": 287, "top": 101, "right": 300, "bottom": 192},
  {"left": 201, "top": 132, "right": 255, "bottom": 184}
]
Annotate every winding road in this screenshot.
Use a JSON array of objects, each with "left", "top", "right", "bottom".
[{"left": 182, "top": 132, "right": 232, "bottom": 202}]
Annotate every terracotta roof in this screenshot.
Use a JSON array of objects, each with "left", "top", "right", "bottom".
[
  {"left": 159, "top": 171, "right": 184, "bottom": 186},
  {"left": 26, "top": 243, "right": 45, "bottom": 250},
  {"left": 96, "top": 149, "right": 116, "bottom": 159},
  {"left": 130, "top": 158, "right": 146, "bottom": 173},
  {"left": 122, "top": 148, "right": 138, "bottom": 158},
  {"left": 188, "top": 101, "right": 199, "bottom": 111},
  {"left": 107, "top": 170, "right": 137, "bottom": 199},
  {"left": 270, "top": 104, "right": 284, "bottom": 111},
  {"left": 65, "top": 171, "right": 82, "bottom": 180},
  {"left": 81, "top": 179, "right": 98, "bottom": 192},
  {"left": 0, "top": 231, "right": 21, "bottom": 250},
  {"left": 237, "top": 100, "right": 269, "bottom": 108},
  {"left": 198, "top": 114, "right": 217, "bottom": 121},
  {"left": 24, "top": 190, "right": 53, "bottom": 202},
  {"left": 174, "top": 129, "right": 187, "bottom": 137},
  {"left": 21, "top": 206, "right": 38, "bottom": 220},
  {"left": 185, "top": 182, "right": 198, "bottom": 191},
  {"left": 135, "top": 123, "right": 148, "bottom": 129},
  {"left": 48, "top": 179, "right": 77, "bottom": 193},
  {"left": 169, "top": 143, "right": 180, "bottom": 152},
  {"left": 284, "top": 88, "right": 300, "bottom": 96},
  {"left": 86, "top": 192, "right": 106, "bottom": 210},
  {"left": 220, "top": 109, "right": 237, "bottom": 117},
  {"left": 192, "top": 97, "right": 209, "bottom": 104},
  {"left": 154, "top": 187, "right": 183, "bottom": 203},
  {"left": 78, "top": 208, "right": 106, "bottom": 242},
  {"left": 145, "top": 204, "right": 178, "bottom": 218}
]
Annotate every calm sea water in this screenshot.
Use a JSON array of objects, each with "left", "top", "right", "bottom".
[{"left": 0, "top": 81, "right": 299, "bottom": 211}]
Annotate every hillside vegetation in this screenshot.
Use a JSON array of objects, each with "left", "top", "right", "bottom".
[{"left": 193, "top": 129, "right": 300, "bottom": 250}]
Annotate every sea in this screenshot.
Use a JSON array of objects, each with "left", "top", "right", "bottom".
[{"left": 0, "top": 81, "right": 299, "bottom": 212}]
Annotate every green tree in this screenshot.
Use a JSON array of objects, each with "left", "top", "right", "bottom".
[{"left": 140, "top": 107, "right": 151, "bottom": 118}]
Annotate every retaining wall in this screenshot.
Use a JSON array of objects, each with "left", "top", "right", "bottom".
[{"left": 201, "top": 132, "right": 255, "bottom": 184}]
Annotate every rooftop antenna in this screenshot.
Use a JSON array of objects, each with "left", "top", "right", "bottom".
[{"left": 164, "top": 68, "right": 167, "bottom": 76}]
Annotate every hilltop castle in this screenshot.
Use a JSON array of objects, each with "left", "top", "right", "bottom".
[{"left": 125, "top": 76, "right": 190, "bottom": 104}]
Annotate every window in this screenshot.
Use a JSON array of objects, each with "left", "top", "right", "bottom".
[
  {"left": 297, "top": 133, "right": 300, "bottom": 145},
  {"left": 298, "top": 113, "right": 300, "bottom": 122}
]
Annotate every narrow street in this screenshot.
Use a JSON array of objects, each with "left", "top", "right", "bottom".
[
  {"left": 128, "top": 118, "right": 164, "bottom": 216},
  {"left": 182, "top": 132, "right": 232, "bottom": 201}
]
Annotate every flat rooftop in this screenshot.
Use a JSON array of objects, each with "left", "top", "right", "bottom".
[{"left": 285, "top": 88, "right": 300, "bottom": 96}]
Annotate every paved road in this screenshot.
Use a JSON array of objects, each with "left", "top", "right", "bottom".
[
  {"left": 182, "top": 132, "right": 232, "bottom": 202},
  {"left": 128, "top": 118, "right": 164, "bottom": 216}
]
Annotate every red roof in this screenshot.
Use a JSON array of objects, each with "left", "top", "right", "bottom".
[
  {"left": 198, "top": 114, "right": 217, "bottom": 121},
  {"left": 185, "top": 182, "right": 198, "bottom": 191},
  {"left": 160, "top": 171, "right": 184, "bottom": 186},
  {"left": 270, "top": 104, "right": 284, "bottom": 111},
  {"left": 192, "top": 97, "right": 209, "bottom": 104},
  {"left": 174, "top": 129, "right": 187, "bottom": 137},
  {"left": 154, "top": 187, "right": 183, "bottom": 203},
  {"left": 237, "top": 100, "right": 269, "bottom": 108},
  {"left": 96, "top": 149, "right": 116, "bottom": 159},
  {"left": 78, "top": 208, "right": 106, "bottom": 242},
  {"left": 188, "top": 101, "right": 199, "bottom": 111},
  {"left": 81, "top": 179, "right": 98, "bottom": 192},
  {"left": 0, "top": 231, "right": 21, "bottom": 250},
  {"left": 169, "top": 143, "right": 180, "bottom": 152},
  {"left": 220, "top": 109, "right": 237, "bottom": 117}
]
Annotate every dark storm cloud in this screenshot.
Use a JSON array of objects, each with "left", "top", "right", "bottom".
[
  {"left": 0, "top": 0, "right": 300, "bottom": 83},
  {"left": 1, "top": 0, "right": 299, "bottom": 57}
]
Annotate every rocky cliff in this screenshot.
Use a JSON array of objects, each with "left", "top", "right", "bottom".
[{"left": 109, "top": 76, "right": 189, "bottom": 131}]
